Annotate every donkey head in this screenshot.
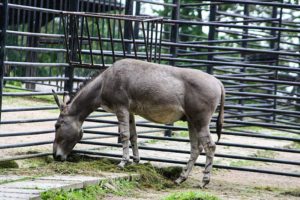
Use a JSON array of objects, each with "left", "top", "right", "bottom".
[{"left": 52, "top": 90, "right": 83, "bottom": 161}]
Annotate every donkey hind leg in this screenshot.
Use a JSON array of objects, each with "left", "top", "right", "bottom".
[
  {"left": 129, "top": 114, "right": 140, "bottom": 164},
  {"left": 199, "top": 128, "right": 216, "bottom": 187},
  {"left": 116, "top": 109, "right": 130, "bottom": 168},
  {"left": 175, "top": 122, "right": 200, "bottom": 185}
]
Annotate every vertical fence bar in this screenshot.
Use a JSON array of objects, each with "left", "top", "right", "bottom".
[
  {"left": 124, "top": 0, "right": 133, "bottom": 53},
  {"left": 0, "top": 0, "right": 8, "bottom": 122},
  {"left": 207, "top": 3, "right": 217, "bottom": 74},
  {"left": 85, "top": 16, "right": 94, "bottom": 66},
  {"left": 141, "top": 21, "right": 149, "bottom": 61},
  {"left": 64, "top": 0, "right": 80, "bottom": 93},
  {"left": 164, "top": 0, "right": 180, "bottom": 137},
  {"left": 239, "top": 3, "right": 249, "bottom": 121},
  {"left": 130, "top": 21, "right": 138, "bottom": 59},
  {"left": 96, "top": 18, "right": 106, "bottom": 67},
  {"left": 270, "top": 4, "right": 283, "bottom": 122},
  {"left": 118, "top": 19, "right": 126, "bottom": 58},
  {"left": 169, "top": 0, "right": 180, "bottom": 66},
  {"left": 107, "top": 18, "right": 116, "bottom": 63}
]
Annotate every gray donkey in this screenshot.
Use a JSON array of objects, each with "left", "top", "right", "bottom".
[{"left": 52, "top": 59, "right": 225, "bottom": 186}]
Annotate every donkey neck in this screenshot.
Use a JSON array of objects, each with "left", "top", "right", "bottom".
[{"left": 68, "top": 76, "right": 102, "bottom": 122}]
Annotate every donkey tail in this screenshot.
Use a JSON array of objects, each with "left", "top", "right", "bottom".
[{"left": 216, "top": 83, "right": 225, "bottom": 142}]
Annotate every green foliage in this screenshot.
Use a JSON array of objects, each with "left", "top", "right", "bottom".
[
  {"left": 253, "top": 186, "right": 279, "bottom": 192},
  {"left": 229, "top": 160, "right": 256, "bottom": 167},
  {"left": 280, "top": 188, "right": 300, "bottom": 197},
  {"left": 4, "top": 84, "right": 55, "bottom": 104},
  {"left": 41, "top": 179, "right": 138, "bottom": 200},
  {"left": 163, "top": 191, "right": 220, "bottom": 200},
  {"left": 41, "top": 184, "right": 107, "bottom": 200},
  {"left": 157, "top": 166, "right": 182, "bottom": 181},
  {"left": 0, "top": 160, "right": 19, "bottom": 169},
  {"left": 252, "top": 150, "right": 277, "bottom": 159},
  {"left": 285, "top": 142, "right": 300, "bottom": 150}
]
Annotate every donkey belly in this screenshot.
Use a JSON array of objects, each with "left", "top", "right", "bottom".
[{"left": 132, "top": 103, "right": 184, "bottom": 124}]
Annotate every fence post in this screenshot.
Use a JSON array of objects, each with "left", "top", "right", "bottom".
[
  {"left": 239, "top": 4, "right": 249, "bottom": 121},
  {"left": 64, "top": 0, "right": 80, "bottom": 93},
  {"left": 164, "top": 0, "right": 180, "bottom": 137},
  {"left": 25, "top": 0, "right": 41, "bottom": 90},
  {"left": 124, "top": 0, "right": 133, "bottom": 53},
  {"left": 207, "top": 3, "right": 217, "bottom": 74},
  {"left": 270, "top": 5, "right": 282, "bottom": 122},
  {"left": 0, "top": 0, "right": 8, "bottom": 122}
]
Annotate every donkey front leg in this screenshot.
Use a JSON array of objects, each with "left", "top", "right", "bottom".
[
  {"left": 116, "top": 109, "right": 130, "bottom": 168},
  {"left": 129, "top": 114, "right": 140, "bottom": 164},
  {"left": 199, "top": 128, "right": 216, "bottom": 187}
]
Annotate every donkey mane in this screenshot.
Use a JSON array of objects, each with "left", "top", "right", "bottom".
[{"left": 68, "top": 68, "right": 107, "bottom": 104}]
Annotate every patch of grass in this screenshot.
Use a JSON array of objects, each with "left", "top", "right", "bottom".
[
  {"left": 229, "top": 160, "right": 256, "bottom": 167},
  {"left": 252, "top": 150, "right": 277, "bottom": 159},
  {"left": 125, "top": 162, "right": 175, "bottom": 190},
  {"left": 0, "top": 160, "right": 19, "bottom": 169},
  {"left": 253, "top": 186, "right": 280, "bottom": 192},
  {"left": 174, "top": 131, "right": 189, "bottom": 138},
  {"left": 41, "top": 179, "right": 138, "bottom": 200},
  {"left": 41, "top": 183, "right": 107, "bottom": 200},
  {"left": 157, "top": 166, "right": 182, "bottom": 181},
  {"left": 230, "top": 126, "right": 264, "bottom": 133},
  {"left": 144, "top": 139, "right": 159, "bottom": 144},
  {"left": 285, "top": 142, "right": 300, "bottom": 149},
  {"left": 162, "top": 191, "right": 220, "bottom": 200},
  {"left": 173, "top": 121, "right": 189, "bottom": 138},
  {"left": 4, "top": 85, "right": 55, "bottom": 104},
  {"left": 175, "top": 121, "right": 187, "bottom": 127},
  {"left": 12, "top": 155, "right": 177, "bottom": 190},
  {"left": 280, "top": 188, "right": 300, "bottom": 197}
]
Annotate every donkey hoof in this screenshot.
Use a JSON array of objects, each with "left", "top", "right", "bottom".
[
  {"left": 202, "top": 176, "right": 210, "bottom": 188},
  {"left": 117, "top": 161, "right": 128, "bottom": 169},
  {"left": 174, "top": 176, "right": 186, "bottom": 185},
  {"left": 133, "top": 158, "right": 140, "bottom": 164}
]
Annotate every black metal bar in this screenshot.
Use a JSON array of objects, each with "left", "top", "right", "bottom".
[
  {"left": 83, "top": 129, "right": 300, "bottom": 143},
  {"left": 96, "top": 18, "right": 105, "bottom": 67},
  {"left": 0, "top": 0, "right": 8, "bottom": 122},
  {"left": 85, "top": 16, "right": 94, "bottom": 66},
  {"left": 74, "top": 150, "right": 300, "bottom": 178},
  {"left": 78, "top": 140, "right": 300, "bottom": 166},
  {"left": 207, "top": 3, "right": 216, "bottom": 74},
  {"left": 118, "top": 19, "right": 126, "bottom": 57},
  {"left": 164, "top": 0, "right": 180, "bottom": 137},
  {"left": 107, "top": 18, "right": 116, "bottom": 62},
  {"left": 130, "top": 20, "right": 138, "bottom": 59},
  {"left": 85, "top": 118, "right": 300, "bottom": 133},
  {"left": 64, "top": 0, "right": 79, "bottom": 93},
  {"left": 141, "top": 22, "right": 149, "bottom": 61},
  {"left": 124, "top": 0, "right": 133, "bottom": 53}
]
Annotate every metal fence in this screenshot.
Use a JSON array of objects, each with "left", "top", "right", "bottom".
[{"left": 0, "top": 0, "right": 300, "bottom": 178}]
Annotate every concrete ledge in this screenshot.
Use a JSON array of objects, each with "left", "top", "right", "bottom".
[{"left": 0, "top": 173, "right": 140, "bottom": 200}]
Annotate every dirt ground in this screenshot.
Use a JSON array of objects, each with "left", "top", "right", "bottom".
[
  {"left": 102, "top": 166, "right": 300, "bottom": 200},
  {"left": 1, "top": 96, "right": 300, "bottom": 200}
]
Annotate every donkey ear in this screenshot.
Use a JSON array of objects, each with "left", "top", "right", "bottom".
[{"left": 52, "top": 90, "right": 63, "bottom": 110}]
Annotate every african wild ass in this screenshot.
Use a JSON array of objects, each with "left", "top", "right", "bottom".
[{"left": 52, "top": 59, "right": 225, "bottom": 186}]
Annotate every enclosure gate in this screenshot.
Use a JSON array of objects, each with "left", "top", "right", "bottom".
[{"left": 0, "top": 0, "right": 300, "bottom": 178}]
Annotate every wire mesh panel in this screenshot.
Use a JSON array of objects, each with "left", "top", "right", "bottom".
[{"left": 60, "top": 12, "right": 163, "bottom": 69}]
